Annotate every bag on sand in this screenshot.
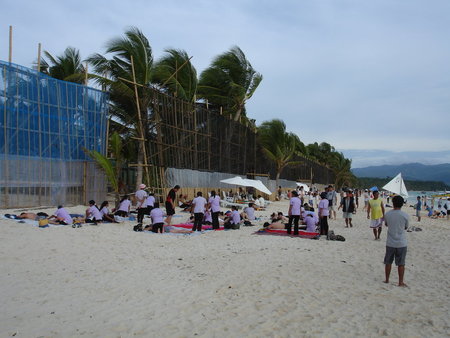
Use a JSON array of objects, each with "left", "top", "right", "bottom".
[
  {"left": 133, "top": 223, "right": 143, "bottom": 232},
  {"left": 38, "top": 219, "right": 49, "bottom": 227},
  {"left": 327, "top": 230, "right": 336, "bottom": 241},
  {"left": 335, "top": 235, "right": 346, "bottom": 241}
]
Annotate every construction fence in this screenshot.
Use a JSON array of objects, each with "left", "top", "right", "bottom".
[
  {"left": 141, "top": 86, "right": 334, "bottom": 192},
  {"left": 0, "top": 61, "right": 108, "bottom": 208}
]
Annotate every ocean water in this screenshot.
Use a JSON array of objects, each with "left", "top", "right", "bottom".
[{"left": 405, "top": 191, "right": 449, "bottom": 208}]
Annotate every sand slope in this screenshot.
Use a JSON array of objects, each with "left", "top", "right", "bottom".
[{"left": 0, "top": 201, "right": 449, "bottom": 337}]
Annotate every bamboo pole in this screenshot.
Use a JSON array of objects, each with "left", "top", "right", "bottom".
[
  {"left": 9, "top": 26, "right": 12, "bottom": 63},
  {"left": 130, "top": 55, "right": 151, "bottom": 187},
  {"left": 37, "top": 43, "right": 42, "bottom": 72},
  {"left": 161, "top": 56, "right": 193, "bottom": 87},
  {"left": 84, "top": 62, "right": 88, "bottom": 86}
]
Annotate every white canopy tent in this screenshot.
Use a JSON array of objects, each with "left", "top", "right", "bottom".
[
  {"left": 296, "top": 182, "right": 310, "bottom": 192},
  {"left": 220, "top": 176, "right": 272, "bottom": 195}
]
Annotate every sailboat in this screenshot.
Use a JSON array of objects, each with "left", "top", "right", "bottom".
[{"left": 382, "top": 173, "right": 409, "bottom": 198}]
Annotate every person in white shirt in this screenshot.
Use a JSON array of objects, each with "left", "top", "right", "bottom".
[
  {"left": 145, "top": 192, "right": 156, "bottom": 215},
  {"left": 99, "top": 201, "right": 115, "bottom": 222},
  {"left": 208, "top": 190, "right": 221, "bottom": 229},
  {"left": 144, "top": 202, "right": 165, "bottom": 233},
  {"left": 191, "top": 191, "right": 207, "bottom": 231},
  {"left": 135, "top": 184, "right": 148, "bottom": 224},
  {"left": 254, "top": 195, "right": 265, "bottom": 209},
  {"left": 86, "top": 200, "right": 102, "bottom": 224},
  {"left": 48, "top": 205, "right": 73, "bottom": 225},
  {"left": 115, "top": 195, "right": 131, "bottom": 217},
  {"left": 242, "top": 203, "right": 256, "bottom": 223}
]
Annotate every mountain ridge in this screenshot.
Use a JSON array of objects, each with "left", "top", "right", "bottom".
[{"left": 351, "top": 163, "right": 450, "bottom": 185}]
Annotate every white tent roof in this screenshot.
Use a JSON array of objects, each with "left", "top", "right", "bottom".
[
  {"left": 220, "top": 176, "right": 248, "bottom": 186},
  {"left": 382, "top": 173, "right": 409, "bottom": 198},
  {"left": 220, "top": 176, "right": 272, "bottom": 195},
  {"left": 296, "top": 182, "right": 310, "bottom": 192},
  {"left": 243, "top": 178, "right": 272, "bottom": 195}
]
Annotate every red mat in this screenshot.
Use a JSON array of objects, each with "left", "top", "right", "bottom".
[
  {"left": 255, "top": 228, "right": 319, "bottom": 239},
  {"left": 168, "top": 224, "right": 224, "bottom": 231}
]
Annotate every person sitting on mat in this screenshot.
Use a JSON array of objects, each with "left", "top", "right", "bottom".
[
  {"left": 48, "top": 205, "right": 73, "bottom": 225},
  {"left": 85, "top": 200, "right": 103, "bottom": 224},
  {"left": 99, "top": 201, "right": 116, "bottom": 222}
]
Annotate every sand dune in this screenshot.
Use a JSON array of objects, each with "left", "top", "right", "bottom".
[{"left": 0, "top": 200, "right": 449, "bottom": 337}]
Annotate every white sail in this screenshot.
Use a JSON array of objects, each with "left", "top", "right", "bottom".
[{"left": 382, "top": 173, "right": 409, "bottom": 198}]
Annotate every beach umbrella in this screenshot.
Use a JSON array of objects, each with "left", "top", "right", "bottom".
[
  {"left": 243, "top": 178, "right": 272, "bottom": 195},
  {"left": 220, "top": 176, "right": 248, "bottom": 186},
  {"left": 296, "top": 182, "right": 310, "bottom": 192},
  {"left": 220, "top": 176, "right": 272, "bottom": 195},
  {"left": 370, "top": 186, "right": 379, "bottom": 191}
]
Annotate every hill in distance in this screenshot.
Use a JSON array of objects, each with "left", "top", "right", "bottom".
[{"left": 352, "top": 163, "right": 450, "bottom": 185}]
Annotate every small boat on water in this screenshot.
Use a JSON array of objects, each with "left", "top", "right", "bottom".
[{"left": 432, "top": 193, "right": 450, "bottom": 198}]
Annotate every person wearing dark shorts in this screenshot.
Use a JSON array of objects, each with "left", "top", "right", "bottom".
[
  {"left": 383, "top": 195, "right": 409, "bottom": 287},
  {"left": 165, "top": 185, "right": 180, "bottom": 226}
]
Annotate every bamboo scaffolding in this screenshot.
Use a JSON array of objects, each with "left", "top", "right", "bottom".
[{"left": 130, "top": 55, "right": 151, "bottom": 187}]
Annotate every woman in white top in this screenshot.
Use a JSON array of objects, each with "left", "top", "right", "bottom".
[
  {"left": 208, "top": 190, "right": 221, "bottom": 229},
  {"left": 115, "top": 196, "right": 131, "bottom": 217},
  {"left": 99, "top": 201, "right": 115, "bottom": 222}
]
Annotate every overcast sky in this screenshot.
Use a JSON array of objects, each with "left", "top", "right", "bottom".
[{"left": 1, "top": 0, "right": 449, "bottom": 167}]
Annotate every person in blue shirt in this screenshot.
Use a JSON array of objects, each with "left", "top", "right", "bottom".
[{"left": 415, "top": 196, "right": 422, "bottom": 222}]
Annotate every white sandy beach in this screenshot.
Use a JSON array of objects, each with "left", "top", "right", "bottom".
[{"left": 0, "top": 199, "right": 449, "bottom": 337}]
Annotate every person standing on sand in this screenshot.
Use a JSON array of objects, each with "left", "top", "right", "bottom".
[
  {"left": 367, "top": 190, "right": 385, "bottom": 240},
  {"left": 363, "top": 189, "right": 370, "bottom": 211},
  {"left": 327, "top": 185, "right": 337, "bottom": 220},
  {"left": 287, "top": 190, "right": 301, "bottom": 235},
  {"left": 165, "top": 185, "right": 180, "bottom": 226},
  {"left": 383, "top": 195, "right": 409, "bottom": 287},
  {"left": 318, "top": 192, "right": 329, "bottom": 236},
  {"left": 135, "top": 184, "right": 148, "bottom": 224},
  {"left": 415, "top": 196, "right": 422, "bottom": 222},
  {"left": 338, "top": 190, "right": 356, "bottom": 227},
  {"left": 208, "top": 190, "right": 221, "bottom": 230},
  {"left": 191, "top": 191, "right": 207, "bottom": 231}
]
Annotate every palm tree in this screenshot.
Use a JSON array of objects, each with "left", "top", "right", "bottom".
[
  {"left": 198, "top": 46, "right": 262, "bottom": 121},
  {"left": 153, "top": 49, "right": 197, "bottom": 102},
  {"left": 85, "top": 132, "right": 125, "bottom": 207},
  {"left": 87, "top": 27, "right": 154, "bottom": 187},
  {"left": 258, "top": 119, "right": 302, "bottom": 188},
  {"left": 330, "top": 152, "right": 356, "bottom": 189},
  {"left": 39, "top": 47, "right": 86, "bottom": 83}
]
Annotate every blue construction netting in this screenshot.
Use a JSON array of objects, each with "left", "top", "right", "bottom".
[
  {"left": 0, "top": 60, "right": 108, "bottom": 159},
  {"left": 0, "top": 60, "right": 109, "bottom": 208}
]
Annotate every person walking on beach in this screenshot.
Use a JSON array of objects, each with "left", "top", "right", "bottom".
[
  {"left": 208, "top": 190, "right": 221, "bottom": 229},
  {"left": 367, "top": 190, "right": 385, "bottom": 240},
  {"left": 318, "top": 192, "right": 329, "bottom": 236},
  {"left": 165, "top": 185, "right": 180, "bottom": 226},
  {"left": 135, "top": 184, "right": 148, "bottom": 224},
  {"left": 327, "top": 185, "right": 337, "bottom": 220},
  {"left": 287, "top": 190, "right": 301, "bottom": 235},
  {"left": 363, "top": 189, "right": 370, "bottom": 211},
  {"left": 415, "top": 196, "right": 422, "bottom": 222},
  {"left": 338, "top": 190, "right": 356, "bottom": 227},
  {"left": 191, "top": 191, "right": 207, "bottom": 231},
  {"left": 383, "top": 195, "right": 409, "bottom": 287}
]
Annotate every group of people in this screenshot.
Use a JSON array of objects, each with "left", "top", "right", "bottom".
[{"left": 415, "top": 195, "right": 449, "bottom": 220}]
